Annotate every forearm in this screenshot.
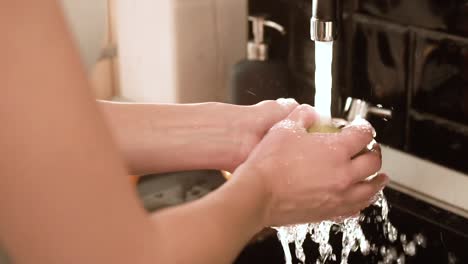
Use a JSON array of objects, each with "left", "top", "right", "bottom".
[
  {"left": 100, "top": 101, "right": 246, "bottom": 175},
  {"left": 149, "top": 168, "right": 265, "bottom": 263}
]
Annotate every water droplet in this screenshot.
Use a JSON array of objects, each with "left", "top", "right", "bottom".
[
  {"left": 400, "top": 234, "right": 407, "bottom": 244},
  {"left": 382, "top": 247, "right": 397, "bottom": 264},
  {"left": 403, "top": 241, "right": 417, "bottom": 256},
  {"left": 380, "top": 246, "right": 387, "bottom": 256},
  {"left": 360, "top": 240, "right": 371, "bottom": 256},
  {"left": 397, "top": 253, "right": 406, "bottom": 264},
  {"left": 448, "top": 252, "right": 458, "bottom": 264},
  {"left": 384, "top": 222, "right": 398, "bottom": 242},
  {"left": 414, "top": 233, "right": 427, "bottom": 248}
]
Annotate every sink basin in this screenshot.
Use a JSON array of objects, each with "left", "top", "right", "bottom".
[{"left": 137, "top": 170, "right": 226, "bottom": 212}]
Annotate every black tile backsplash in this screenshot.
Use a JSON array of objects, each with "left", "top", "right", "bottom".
[
  {"left": 290, "top": 72, "right": 315, "bottom": 105},
  {"left": 249, "top": 0, "right": 468, "bottom": 175},
  {"left": 288, "top": 0, "right": 315, "bottom": 76},
  {"left": 409, "top": 111, "right": 468, "bottom": 173},
  {"left": 358, "top": 0, "right": 468, "bottom": 37},
  {"left": 411, "top": 30, "right": 468, "bottom": 124},
  {"left": 348, "top": 15, "right": 409, "bottom": 148}
]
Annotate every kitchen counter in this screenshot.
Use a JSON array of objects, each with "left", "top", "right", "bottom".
[{"left": 382, "top": 146, "right": 468, "bottom": 218}]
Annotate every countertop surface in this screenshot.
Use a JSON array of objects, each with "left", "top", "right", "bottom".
[{"left": 382, "top": 146, "right": 468, "bottom": 218}]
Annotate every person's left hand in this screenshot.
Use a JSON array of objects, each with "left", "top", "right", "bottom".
[{"left": 222, "top": 99, "right": 299, "bottom": 172}]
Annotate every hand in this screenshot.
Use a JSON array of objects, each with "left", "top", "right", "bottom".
[
  {"left": 235, "top": 105, "right": 388, "bottom": 227},
  {"left": 224, "top": 99, "right": 299, "bottom": 172}
]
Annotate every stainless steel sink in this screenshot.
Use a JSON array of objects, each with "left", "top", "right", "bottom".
[{"left": 137, "top": 170, "right": 226, "bottom": 212}]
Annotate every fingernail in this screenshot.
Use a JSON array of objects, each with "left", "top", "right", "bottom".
[{"left": 276, "top": 98, "right": 298, "bottom": 108}]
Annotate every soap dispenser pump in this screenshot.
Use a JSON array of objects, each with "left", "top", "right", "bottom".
[{"left": 230, "top": 16, "right": 290, "bottom": 105}]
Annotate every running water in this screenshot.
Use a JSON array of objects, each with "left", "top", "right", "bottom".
[
  {"left": 313, "top": 41, "right": 333, "bottom": 121},
  {"left": 273, "top": 41, "right": 411, "bottom": 264}
]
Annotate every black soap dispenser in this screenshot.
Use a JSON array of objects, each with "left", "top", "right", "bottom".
[{"left": 230, "top": 16, "right": 290, "bottom": 105}]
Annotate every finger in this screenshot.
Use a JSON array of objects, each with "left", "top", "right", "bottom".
[
  {"left": 272, "top": 104, "right": 319, "bottom": 132},
  {"left": 287, "top": 104, "right": 319, "bottom": 129},
  {"left": 255, "top": 99, "right": 299, "bottom": 131},
  {"left": 339, "top": 173, "right": 389, "bottom": 213},
  {"left": 275, "top": 98, "right": 300, "bottom": 113},
  {"left": 350, "top": 146, "right": 382, "bottom": 183},
  {"left": 255, "top": 99, "right": 299, "bottom": 118},
  {"left": 338, "top": 118, "right": 375, "bottom": 157}
]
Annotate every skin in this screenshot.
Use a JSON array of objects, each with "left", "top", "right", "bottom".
[
  {"left": 0, "top": 1, "right": 387, "bottom": 263},
  {"left": 99, "top": 100, "right": 298, "bottom": 175}
]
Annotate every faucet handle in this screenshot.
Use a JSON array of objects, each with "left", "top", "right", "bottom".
[
  {"left": 368, "top": 105, "right": 392, "bottom": 119},
  {"left": 344, "top": 97, "right": 392, "bottom": 122}
]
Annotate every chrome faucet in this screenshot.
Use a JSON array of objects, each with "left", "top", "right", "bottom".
[
  {"left": 311, "top": 0, "right": 339, "bottom": 42},
  {"left": 343, "top": 97, "right": 393, "bottom": 122}
]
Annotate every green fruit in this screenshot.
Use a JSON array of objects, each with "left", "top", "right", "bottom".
[{"left": 307, "top": 124, "right": 341, "bottom": 134}]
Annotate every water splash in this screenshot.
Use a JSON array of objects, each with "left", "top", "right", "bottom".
[
  {"left": 311, "top": 221, "right": 335, "bottom": 263},
  {"left": 295, "top": 224, "right": 309, "bottom": 263},
  {"left": 275, "top": 192, "right": 390, "bottom": 264},
  {"left": 275, "top": 226, "right": 294, "bottom": 264},
  {"left": 274, "top": 191, "right": 428, "bottom": 264}
]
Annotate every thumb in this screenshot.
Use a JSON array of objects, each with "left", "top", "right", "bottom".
[
  {"left": 255, "top": 98, "right": 299, "bottom": 118},
  {"left": 254, "top": 98, "right": 299, "bottom": 131},
  {"left": 285, "top": 104, "right": 319, "bottom": 130},
  {"left": 271, "top": 104, "right": 319, "bottom": 132}
]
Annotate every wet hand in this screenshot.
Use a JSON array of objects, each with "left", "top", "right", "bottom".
[
  {"left": 225, "top": 98, "right": 299, "bottom": 172},
  {"left": 236, "top": 105, "right": 388, "bottom": 227}
]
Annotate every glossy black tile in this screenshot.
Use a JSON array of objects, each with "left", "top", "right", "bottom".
[
  {"left": 409, "top": 110, "right": 468, "bottom": 174},
  {"left": 288, "top": 0, "right": 315, "bottom": 76},
  {"left": 342, "top": 0, "right": 359, "bottom": 13},
  {"left": 358, "top": 0, "right": 468, "bottom": 37},
  {"left": 332, "top": 13, "right": 354, "bottom": 116},
  {"left": 411, "top": 30, "right": 468, "bottom": 125},
  {"left": 290, "top": 72, "right": 315, "bottom": 105},
  {"left": 384, "top": 188, "right": 468, "bottom": 239},
  {"left": 348, "top": 15, "right": 409, "bottom": 149}
]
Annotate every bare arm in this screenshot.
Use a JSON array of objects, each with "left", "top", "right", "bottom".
[
  {"left": 99, "top": 99, "right": 296, "bottom": 175},
  {"left": 99, "top": 101, "right": 248, "bottom": 175},
  {"left": 0, "top": 1, "right": 264, "bottom": 263}
]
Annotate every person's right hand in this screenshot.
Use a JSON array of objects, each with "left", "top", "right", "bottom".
[{"left": 235, "top": 104, "right": 388, "bottom": 227}]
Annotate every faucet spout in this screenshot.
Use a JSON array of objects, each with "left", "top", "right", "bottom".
[{"left": 310, "top": 0, "right": 339, "bottom": 42}]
